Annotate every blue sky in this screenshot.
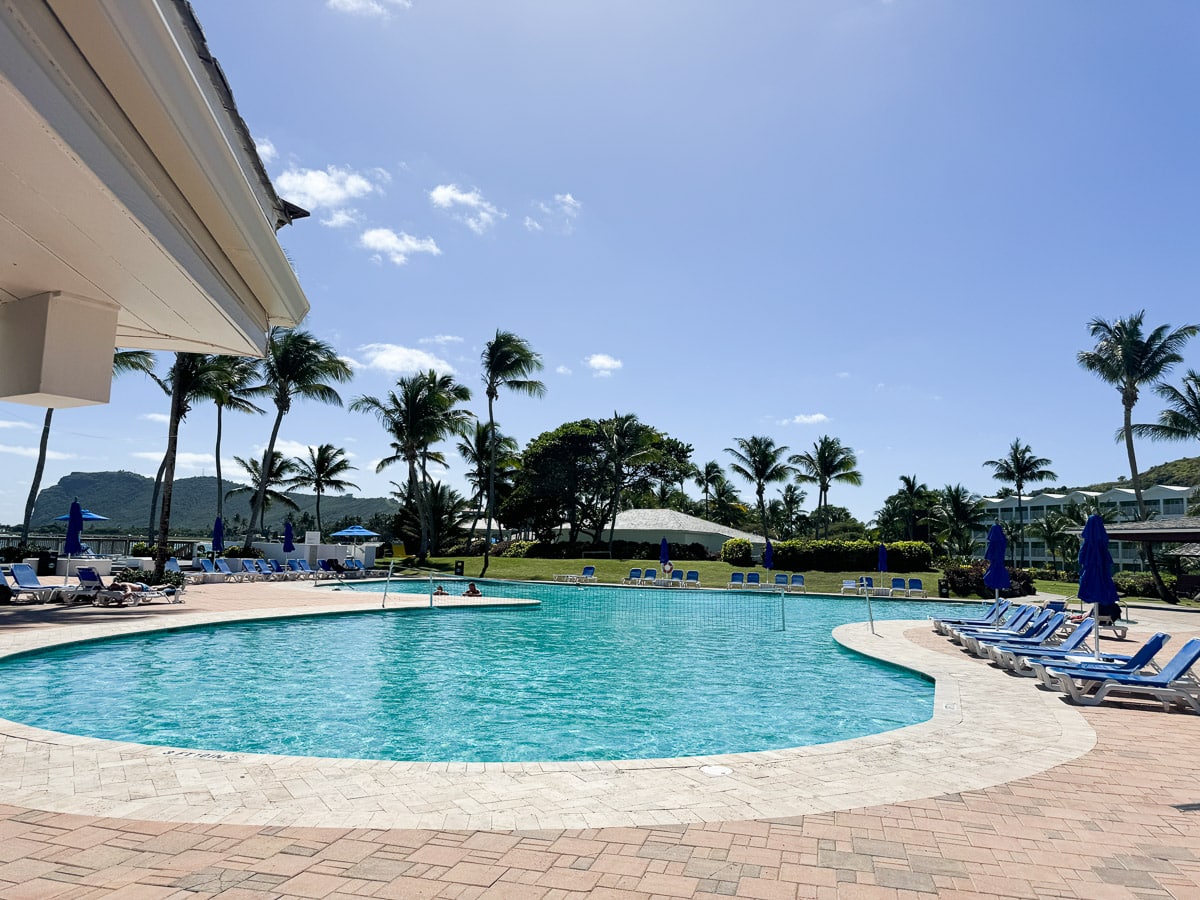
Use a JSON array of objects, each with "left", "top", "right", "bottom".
[{"left": 2, "top": 0, "right": 1199, "bottom": 527}]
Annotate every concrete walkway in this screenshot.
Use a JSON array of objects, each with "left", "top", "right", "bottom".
[{"left": 0, "top": 582, "right": 1197, "bottom": 898}]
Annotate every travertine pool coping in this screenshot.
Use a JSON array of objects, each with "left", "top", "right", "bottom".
[{"left": 0, "top": 596, "right": 1096, "bottom": 830}]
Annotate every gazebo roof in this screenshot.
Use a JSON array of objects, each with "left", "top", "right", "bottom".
[{"left": 1072, "top": 517, "right": 1200, "bottom": 543}]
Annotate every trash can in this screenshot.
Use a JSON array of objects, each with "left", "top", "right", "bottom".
[
  {"left": 37, "top": 550, "right": 58, "bottom": 577},
  {"left": 937, "top": 578, "right": 950, "bottom": 599},
  {"left": 454, "top": 560, "right": 464, "bottom": 576}
]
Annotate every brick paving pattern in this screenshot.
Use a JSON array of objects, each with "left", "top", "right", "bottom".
[{"left": 0, "top": 581, "right": 1197, "bottom": 898}]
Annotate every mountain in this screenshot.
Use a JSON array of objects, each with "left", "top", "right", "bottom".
[
  {"left": 1068, "top": 456, "right": 1200, "bottom": 494},
  {"left": 26, "top": 471, "right": 396, "bottom": 534}
]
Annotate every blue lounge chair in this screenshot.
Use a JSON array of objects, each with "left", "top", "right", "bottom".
[
  {"left": 198, "top": 558, "right": 218, "bottom": 581},
  {"left": 961, "top": 612, "right": 1067, "bottom": 657},
  {"left": 932, "top": 599, "right": 1008, "bottom": 634},
  {"left": 622, "top": 568, "right": 642, "bottom": 585},
  {"left": 268, "top": 558, "right": 297, "bottom": 580},
  {"left": 1029, "top": 631, "right": 1171, "bottom": 689},
  {"left": 906, "top": 578, "right": 927, "bottom": 598},
  {"left": 989, "top": 618, "right": 1097, "bottom": 674},
  {"left": 745, "top": 572, "right": 762, "bottom": 589},
  {"left": 301, "top": 559, "right": 331, "bottom": 580},
  {"left": 773, "top": 573, "right": 790, "bottom": 590},
  {"left": 639, "top": 568, "right": 657, "bottom": 586},
  {"left": 684, "top": 570, "right": 700, "bottom": 588},
  {"left": 579, "top": 565, "right": 597, "bottom": 583},
  {"left": 891, "top": 577, "right": 907, "bottom": 595},
  {"left": 286, "top": 559, "right": 310, "bottom": 579},
  {"left": 87, "top": 568, "right": 182, "bottom": 607},
  {"left": 787, "top": 574, "right": 806, "bottom": 593},
  {"left": 164, "top": 557, "right": 204, "bottom": 585},
  {"left": 214, "top": 558, "right": 246, "bottom": 582},
  {"left": 669, "top": 569, "right": 685, "bottom": 587},
  {"left": 1045, "top": 638, "right": 1200, "bottom": 711},
  {"left": 240, "top": 558, "right": 265, "bottom": 581},
  {"left": 948, "top": 605, "right": 1037, "bottom": 641},
  {"left": 727, "top": 572, "right": 745, "bottom": 589},
  {"left": 9, "top": 563, "right": 59, "bottom": 602},
  {"left": 858, "top": 576, "right": 874, "bottom": 594},
  {"left": 839, "top": 579, "right": 858, "bottom": 595},
  {"left": 345, "top": 558, "right": 368, "bottom": 577},
  {"left": 61, "top": 565, "right": 106, "bottom": 605}
]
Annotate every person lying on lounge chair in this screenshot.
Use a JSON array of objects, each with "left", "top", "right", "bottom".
[
  {"left": 108, "top": 579, "right": 172, "bottom": 599},
  {"left": 462, "top": 582, "right": 482, "bottom": 597}
]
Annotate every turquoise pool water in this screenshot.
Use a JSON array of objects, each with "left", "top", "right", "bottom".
[{"left": 0, "top": 582, "right": 948, "bottom": 762}]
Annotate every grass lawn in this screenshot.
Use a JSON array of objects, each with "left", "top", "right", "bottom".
[{"left": 372, "top": 555, "right": 946, "bottom": 597}]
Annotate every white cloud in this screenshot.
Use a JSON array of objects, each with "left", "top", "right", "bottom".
[
  {"left": 586, "top": 353, "right": 622, "bottom": 377},
  {"left": 356, "top": 343, "right": 455, "bottom": 375},
  {"left": 255, "top": 137, "right": 277, "bottom": 163},
  {"left": 327, "top": 0, "right": 411, "bottom": 17},
  {"left": 0, "top": 420, "right": 35, "bottom": 430},
  {"left": 140, "top": 413, "right": 170, "bottom": 424},
  {"left": 533, "top": 192, "right": 582, "bottom": 234},
  {"left": 524, "top": 216, "right": 543, "bottom": 232},
  {"left": 556, "top": 365, "right": 572, "bottom": 375},
  {"left": 270, "top": 440, "right": 320, "bottom": 459},
  {"left": 556, "top": 193, "right": 581, "bottom": 217},
  {"left": 0, "top": 444, "right": 72, "bottom": 460},
  {"left": 276, "top": 165, "right": 383, "bottom": 211},
  {"left": 359, "top": 228, "right": 441, "bottom": 266},
  {"left": 320, "top": 209, "right": 361, "bottom": 228},
  {"left": 780, "top": 413, "right": 830, "bottom": 426},
  {"left": 429, "top": 184, "right": 505, "bottom": 234},
  {"left": 836, "top": 371, "right": 851, "bottom": 379},
  {"left": 419, "top": 334, "right": 463, "bottom": 346}
]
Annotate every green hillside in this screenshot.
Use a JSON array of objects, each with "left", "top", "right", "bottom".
[
  {"left": 1072, "top": 456, "right": 1200, "bottom": 493},
  {"left": 28, "top": 471, "right": 396, "bottom": 534}
]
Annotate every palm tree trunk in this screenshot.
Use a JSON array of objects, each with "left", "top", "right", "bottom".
[
  {"left": 757, "top": 486, "right": 769, "bottom": 543},
  {"left": 315, "top": 487, "right": 322, "bottom": 534},
  {"left": 480, "top": 394, "right": 497, "bottom": 578},
  {"left": 245, "top": 409, "right": 284, "bottom": 549},
  {"left": 1124, "top": 401, "right": 1173, "bottom": 601},
  {"left": 215, "top": 404, "right": 225, "bottom": 521},
  {"left": 1016, "top": 492, "right": 1025, "bottom": 568},
  {"left": 154, "top": 373, "right": 187, "bottom": 581},
  {"left": 20, "top": 408, "right": 54, "bottom": 545},
  {"left": 148, "top": 454, "right": 167, "bottom": 545},
  {"left": 408, "top": 459, "right": 427, "bottom": 564}
]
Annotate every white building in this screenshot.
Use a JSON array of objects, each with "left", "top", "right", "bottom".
[
  {"left": 556, "top": 509, "right": 766, "bottom": 557},
  {"left": 982, "top": 484, "right": 1196, "bottom": 571}
]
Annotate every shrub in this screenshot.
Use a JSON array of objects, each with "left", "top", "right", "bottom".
[
  {"left": 1114, "top": 571, "right": 1176, "bottom": 599},
  {"left": 129, "top": 543, "right": 154, "bottom": 556},
  {"left": 501, "top": 540, "right": 538, "bottom": 558},
  {"left": 721, "top": 538, "right": 752, "bottom": 566},
  {"left": 112, "top": 566, "right": 187, "bottom": 589},
  {"left": 222, "top": 546, "right": 263, "bottom": 559},
  {"left": 942, "top": 560, "right": 1035, "bottom": 599}
]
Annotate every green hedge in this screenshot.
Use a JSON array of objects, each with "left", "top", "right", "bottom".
[
  {"left": 942, "top": 560, "right": 1035, "bottom": 599},
  {"left": 770, "top": 540, "right": 932, "bottom": 573},
  {"left": 1114, "top": 571, "right": 1177, "bottom": 599},
  {"left": 721, "top": 538, "right": 752, "bottom": 566}
]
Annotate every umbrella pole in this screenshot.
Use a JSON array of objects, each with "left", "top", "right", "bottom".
[{"left": 1094, "top": 601, "right": 1102, "bottom": 660}]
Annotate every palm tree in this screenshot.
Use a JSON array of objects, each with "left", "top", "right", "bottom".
[
  {"left": 982, "top": 438, "right": 1056, "bottom": 568},
  {"left": 225, "top": 452, "right": 300, "bottom": 523},
  {"left": 999, "top": 519, "right": 1022, "bottom": 568},
  {"left": 20, "top": 349, "right": 154, "bottom": 544},
  {"left": 790, "top": 436, "right": 863, "bottom": 537},
  {"left": 693, "top": 461, "right": 724, "bottom": 519},
  {"left": 287, "top": 444, "right": 359, "bottom": 534},
  {"left": 776, "top": 483, "right": 808, "bottom": 538},
  {"left": 1130, "top": 369, "right": 1200, "bottom": 445},
  {"left": 896, "top": 474, "right": 931, "bottom": 541},
  {"left": 479, "top": 330, "right": 545, "bottom": 577},
  {"left": 725, "top": 436, "right": 794, "bottom": 542},
  {"left": 928, "top": 484, "right": 989, "bottom": 558},
  {"left": 209, "top": 356, "right": 263, "bottom": 522},
  {"left": 709, "top": 478, "right": 748, "bottom": 528},
  {"left": 1078, "top": 312, "right": 1198, "bottom": 601},
  {"left": 600, "top": 413, "right": 657, "bottom": 553},
  {"left": 1028, "top": 511, "right": 1070, "bottom": 576},
  {"left": 351, "top": 371, "right": 473, "bottom": 563},
  {"left": 457, "top": 421, "right": 518, "bottom": 549},
  {"left": 243, "top": 328, "right": 353, "bottom": 548}
]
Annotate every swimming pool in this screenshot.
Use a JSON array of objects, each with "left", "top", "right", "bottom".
[{"left": 0, "top": 583, "right": 949, "bottom": 763}]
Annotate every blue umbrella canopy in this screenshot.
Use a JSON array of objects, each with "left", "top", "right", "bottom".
[
  {"left": 54, "top": 508, "right": 108, "bottom": 521},
  {"left": 763, "top": 539, "right": 774, "bottom": 571},
  {"left": 983, "top": 524, "right": 1011, "bottom": 593},
  {"left": 211, "top": 517, "right": 225, "bottom": 555},
  {"left": 876, "top": 542, "right": 888, "bottom": 574},
  {"left": 331, "top": 525, "right": 379, "bottom": 538},
  {"left": 283, "top": 521, "right": 295, "bottom": 553},
  {"left": 63, "top": 500, "right": 84, "bottom": 556},
  {"left": 1079, "top": 514, "right": 1119, "bottom": 660}
]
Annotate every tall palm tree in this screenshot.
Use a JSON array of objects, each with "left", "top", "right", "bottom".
[
  {"left": 351, "top": 371, "right": 472, "bottom": 562},
  {"left": 601, "top": 412, "right": 657, "bottom": 553},
  {"left": 457, "top": 421, "right": 518, "bottom": 548},
  {"left": 982, "top": 438, "right": 1056, "bottom": 568},
  {"left": 896, "top": 474, "right": 931, "bottom": 541},
  {"left": 479, "top": 330, "right": 544, "bottom": 577},
  {"left": 209, "top": 356, "right": 263, "bottom": 522},
  {"left": 287, "top": 444, "right": 359, "bottom": 534},
  {"left": 1079, "top": 312, "right": 1197, "bottom": 601},
  {"left": 1130, "top": 369, "right": 1200, "bottom": 445},
  {"left": 20, "top": 349, "right": 154, "bottom": 544},
  {"left": 1028, "top": 511, "right": 1070, "bottom": 575},
  {"left": 709, "top": 478, "right": 748, "bottom": 528},
  {"left": 928, "top": 484, "right": 989, "bottom": 558},
  {"left": 725, "top": 436, "right": 794, "bottom": 542},
  {"left": 693, "top": 461, "right": 724, "bottom": 518},
  {"left": 225, "top": 452, "right": 300, "bottom": 522},
  {"left": 243, "top": 328, "right": 353, "bottom": 548},
  {"left": 775, "top": 483, "right": 808, "bottom": 539},
  {"left": 790, "top": 436, "right": 862, "bottom": 537}
]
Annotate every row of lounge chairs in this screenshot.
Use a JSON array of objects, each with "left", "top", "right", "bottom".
[
  {"left": 190, "top": 557, "right": 369, "bottom": 582},
  {"left": 932, "top": 598, "right": 1200, "bottom": 713},
  {"left": 840, "top": 576, "right": 927, "bottom": 598},
  {"left": 619, "top": 567, "right": 703, "bottom": 588},
  {"left": 727, "top": 572, "right": 806, "bottom": 592}
]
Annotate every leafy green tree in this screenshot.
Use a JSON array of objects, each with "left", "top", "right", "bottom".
[
  {"left": 20, "top": 350, "right": 155, "bottom": 545},
  {"left": 982, "top": 438, "right": 1056, "bottom": 567},
  {"left": 243, "top": 328, "right": 353, "bottom": 548},
  {"left": 1131, "top": 369, "right": 1200, "bottom": 448},
  {"left": 1079, "top": 312, "right": 1198, "bottom": 601},
  {"left": 1028, "top": 511, "right": 1071, "bottom": 575},
  {"left": 507, "top": 420, "right": 607, "bottom": 543},
  {"left": 225, "top": 452, "right": 300, "bottom": 526},
  {"left": 790, "top": 436, "right": 863, "bottom": 537},
  {"left": 209, "top": 356, "right": 263, "bottom": 521},
  {"left": 351, "top": 371, "right": 472, "bottom": 562},
  {"left": 391, "top": 480, "right": 470, "bottom": 557},
  {"left": 287, "top": 444, "right": 359, "bottom": 535},
  {"left": 999, "top": 519, "right": 1022, "bottom": 568},
  {"left": 479, "top": 330, "right": 545, "bottom": 577},
  {"left": 725, "top": 436, "right": 794, "bottom": 542}
]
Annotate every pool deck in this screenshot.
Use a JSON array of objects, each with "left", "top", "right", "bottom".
[{"left": 0, "top": 582, "right": 1198, "bottom": 898}]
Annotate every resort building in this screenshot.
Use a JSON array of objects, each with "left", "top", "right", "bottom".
[
  {"left": 982, "top": 484, "right": 1197, "bottom": 571},
  {"left": 0, "top": 0, "right": 308, "bottom": 408}
]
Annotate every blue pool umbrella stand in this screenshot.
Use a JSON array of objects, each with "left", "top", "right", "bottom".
[
  {"left": 763, "top": 539, "right": 774, "bottom": 571},
  {"left": 283, "top": 521, "right": 295, "bottom": 553},
  {"left": 983, "top": 523, "right": 1011, "bottom": 600},
  {"left": 56, "top": 500, "right": 107, "bottom": 583},
  {"left": 211, "top": 517, "right": 224, "bottom": 556},
  {"left": 1078, "top": 514, "right": 1119, "bottom": 661}
]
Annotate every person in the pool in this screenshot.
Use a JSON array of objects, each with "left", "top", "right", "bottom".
[
  {"left": 433, "top": 585, "right": 449, "bottom": 596},
  {"left": 462, "top": 582, "right": 482, "bottom": 597}
]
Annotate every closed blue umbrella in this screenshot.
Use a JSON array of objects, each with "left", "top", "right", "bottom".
[
  {"left": 877, "top": 542, "right": 887, "bottom": 577},
  {"left": 1079, "top": 514, "right": 1119, "bottom": 660},
  {"left": 283, "top": 521, "right": 295, "bottom": 553},
  {"left": 983, "top": 523, "right": 1011, "bottom": 599},
  {"left": 763, "top": 539, "right": 774, "bottom": 571},
  {"left": 659, "top": 536, "right": 670, "bottom": 567},
  {"left": 211, "top": 517, "right": 225, "bottom": 555},
  {"left": 63, "top": 500, "right": 84, "bottom": 556}
]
